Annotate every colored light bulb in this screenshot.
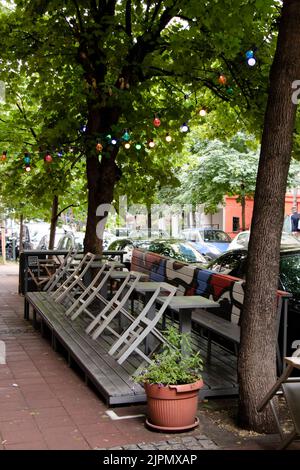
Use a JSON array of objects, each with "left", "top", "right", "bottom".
[
  {"left": 122, "top": 131, "right": 130, "bottom": 141},
  {"left": 199, "top": 108, "right": 207, "bottom": 117},
  {"left": 165, "top": 133, "right": 172, "bottom": 142},
  {"left": 135, "top": 143, "right": 142, "bottom": 150},
  {"left": 44, "top": 153, "right": 52, "bottom": 163},
  {"left": 96, "top": 142, "right": 103, "bottom": 152},
  {"left": 218, "top": 74, "right": 227, "bottom": 85},
  {"left": 25, "top": 165, "right": 31, "bottom": 172},
  {"left": 111, "top": 138, "right": 117, "bottom": 145},
  {"left": 124, "top": 142, "right": 131, "bottom": 149},
  {"left": 153, "top": 117, "right": 161, "bottom": 127},
  {"left": 245, "top": 50, "right": 254, "bottom": 59},
  {"left": 247, "top": 57, "right": 256, "bottom": 66},
  {"left": 148, "top": 139, "right": 155, "bottom": 148},
  {"left": 180, "top": 123, "right": 189, "bottom": 133}
]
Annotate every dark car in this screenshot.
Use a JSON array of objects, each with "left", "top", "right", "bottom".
[
  {"left": 107, "top": 238, "right": 207, "bottom": 269},
  {"left": 206, "top": 247, "right": 300, "bottom": 356}
]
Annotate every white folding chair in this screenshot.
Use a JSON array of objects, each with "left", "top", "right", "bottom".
[
  {"left": 51, "top": 252, "right": 95, "bottom": 303},
  {"left": 108, "top": 282, "right": 177, "bottom": 365},
  {"left": 65, "top": 262, "right": 116, "bottom": 320},
  {"left": 85, "top": 271, "right": 144, "bottom": 338},
  {"left": 43, "top": 248, "right": 78, "bottom": 292}
]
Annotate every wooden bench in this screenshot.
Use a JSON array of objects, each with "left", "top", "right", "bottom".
[
  {"left": 25, "top": 291, "right": 145, "bottom": 405},
  {"left": 131, "top": 248, "right": 290, "bottom": 368}
]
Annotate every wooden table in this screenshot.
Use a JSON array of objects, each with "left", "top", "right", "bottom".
[{"left": 156, "top": 295, "right": 220, "bottom": 355}]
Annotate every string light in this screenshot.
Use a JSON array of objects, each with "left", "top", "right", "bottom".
[
  {"left": 148, "top": 139, "right": 155, "bottom": 148},
  {"left": 135, "top": 143, "right": 142, "bottom": 150},
  {"left": 111, "top": 138, "right": 118, "bottom": 145},
  {"left": 124, "top": 142, "right": 131, "bottom": 149},
  {"left": 165, "top": 133, "right": 172, "bottom": 142},
  {"left": 199, "top": 108, "right": 207, "bottom": 117},
  {"left": 153, "top": 116, "right": 161, "bottom": 127},
  {"left": 180, "top": 123, "right": 189, "bottom": 133},
  {"left": 247, "top": 57, "right": 256, "bottom": 66},
  {"left": 44, "top": 152, "right": 52, "bottom": 163},
  {"left": 122, "top": 130, "right": 130, "bottom": 141},
  {"left": 218, "top": 74, "right": 227, "bottom": 85},
  {"left": 245, "top": 49, "right": 256, "bottom": 66},
  {"left": 1, "top": 151, "right": 7, "bottom": 161},
  {"left": 96, "top": 142, "right": 103, "bottom": 152},
  {"left": 25, "top": 165, "right": 31, "bottom": 172}
]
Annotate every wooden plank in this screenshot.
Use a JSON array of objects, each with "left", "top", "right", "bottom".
[{"left": 28, "top": 294, "right": 144, "bottom": 400}]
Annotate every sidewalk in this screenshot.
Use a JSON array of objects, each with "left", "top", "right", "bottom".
[{"left": 0, "top": 264, "right": 294, "bottom": 450}]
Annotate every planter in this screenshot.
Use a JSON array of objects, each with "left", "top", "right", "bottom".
[{"left": 144, "top": 379, "right": 203, "bottom": 431}]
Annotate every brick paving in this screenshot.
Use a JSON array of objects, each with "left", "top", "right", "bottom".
[
  {"left": 0, "top": 263, "right": 298, "bottom": 451},
  {"left": 0, "top": 264, "right": 219, "bottom": 450}
]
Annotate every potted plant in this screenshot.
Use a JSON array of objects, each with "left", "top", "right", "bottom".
[{"left": 133, "top": 326, "right": 204, "bottom": 431}]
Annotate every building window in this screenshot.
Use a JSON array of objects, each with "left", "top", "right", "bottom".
[{"left": 233, "top": 217, "right": 240, "bottom": 232}]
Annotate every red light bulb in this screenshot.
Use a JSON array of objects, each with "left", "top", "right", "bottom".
[{"left": 153, "top": 117, "right": 161, "bottom": 127}]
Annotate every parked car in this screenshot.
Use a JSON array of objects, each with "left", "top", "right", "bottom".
[
  {"left": 56, "top": 231, "right": 85, "bottom": 251},
  {"left": 128, "top": 229, "right": 169, "bottom": 239},
  {"left": 206, "top": 247, "right": 300, "bottom": 356},
  {"left": 227, "top": 230, "right": 300, "bottom": 251},
  {"left": 108, "top": 238, "right": 207, "bottom": 269},
  {"left": 181, "top": 228, "right": 231, "bottom": 260},
  {"left": 36, "top": 227, "right": 68, "bottom": 250}
]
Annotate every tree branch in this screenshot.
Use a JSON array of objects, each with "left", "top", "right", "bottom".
[
  {"left": 15, "top": 102, "right": 38, "bottom": 140},
  {"left": 56, "top": 203, "right": 79, "bottom": 219},
  {"left": 125, "top": 0, "right": 132, "bottom": 38}
]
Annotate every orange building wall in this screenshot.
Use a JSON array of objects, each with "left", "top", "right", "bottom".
[{"left": 224, "top": 192, "right": 300, "bottom": 239}]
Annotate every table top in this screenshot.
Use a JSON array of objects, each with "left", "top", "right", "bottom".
[
  {"left": 157, "top": 295, "right": 219, "bottom": 311},
  {"left": 133, "top": 281, "right": 172, "bottom": 293}
]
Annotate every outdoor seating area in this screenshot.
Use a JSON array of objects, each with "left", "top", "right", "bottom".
[{"left": 21, "top": 247, "right": 292, "bottom": 407}]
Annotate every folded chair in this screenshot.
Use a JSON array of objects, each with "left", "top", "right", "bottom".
[
  {"left": 85, "top": 271, "right": 144, "bottom": 338},
  {"left": 50, "top": 252, "right": 95, "bottom": 304},
  {"left": 109, "top": 282, "right": 177, "bottom": 365},
  {"left": 86, "top": 280, "right": 177, "bottom": 365},
  {"left": 257, "top": 351, "right": 300, "bottom": 449},
  {"left": 65, "top": 262, "right": 116, "bottom": 320},
  {"left": 43, "top": 248, "right": 78, "bottom": 292}
]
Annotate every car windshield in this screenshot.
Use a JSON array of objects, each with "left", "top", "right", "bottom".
[
  {"left": 147, "top": 240, "right": 206, "bottom": 264},
  {"left": 280, "top": 252, "right": 300, "bottom": 294},
  {"left": 202, "top": 230, "right": 231, "bottom": 242}
]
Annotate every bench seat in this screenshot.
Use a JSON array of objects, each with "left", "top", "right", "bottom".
[{"left": 26, "top": 292, "right": 145, "bottom": 405}]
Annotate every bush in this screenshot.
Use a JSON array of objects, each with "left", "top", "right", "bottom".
[{"left": 133, "top": 326, "right": 203, "bottom": 386}]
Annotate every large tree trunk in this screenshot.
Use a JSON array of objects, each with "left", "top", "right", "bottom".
[
  {"left": 49, "top": 195, "right": 58, "bottom": 250},
  {"left": 238, "top": 0, "right": 300, "bottom": 432},
  {"left": 84, "top": 106, "right": 120, "bottom": 254}
]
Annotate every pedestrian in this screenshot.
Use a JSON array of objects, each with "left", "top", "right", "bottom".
[{"left": 291, "top": 206, "right": 300, "bottom": 234}]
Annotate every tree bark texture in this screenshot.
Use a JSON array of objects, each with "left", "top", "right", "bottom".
[
  {"left": 238, "top": 0, "right": 300, "bottom": 432},
  {"left": 49, "top": 195, "right": 58, "bottom": 250}
]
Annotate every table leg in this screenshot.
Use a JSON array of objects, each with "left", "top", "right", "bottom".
[
  {"left": 178, "top": 308, "right": 192, "bottom": 357},
  {"left": 144, "top": 292, "right": 156, "bottom": 354}
]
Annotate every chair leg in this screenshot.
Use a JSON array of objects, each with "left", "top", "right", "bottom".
[{"left": 279, "top": 430, "right": 297, "bottom": 450}]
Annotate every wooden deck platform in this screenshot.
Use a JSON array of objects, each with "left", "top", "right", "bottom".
[{"left": 25, "top": 293, "right": 238, "bottom": 405}]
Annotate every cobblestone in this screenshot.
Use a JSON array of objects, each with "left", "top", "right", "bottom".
[{"left": 103, "top": 434, "right": 219, "bottom": 450}]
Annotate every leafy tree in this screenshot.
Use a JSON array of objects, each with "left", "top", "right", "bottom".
[
  {"left": 0, "top": 0, "right": 279, "bottom": 253},
  {"left": 238, "top": 0, "right": 300, "bottom": 432},
  {"left": 175, "top": 134, "right": 300, "bottom": 230}
]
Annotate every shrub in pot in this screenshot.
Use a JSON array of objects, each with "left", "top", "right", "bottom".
[{"left": 133, "top": 326, "right": 203, "bottom": 431}]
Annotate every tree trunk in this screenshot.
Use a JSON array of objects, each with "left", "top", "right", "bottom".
[
  {"left": 49, "top": 195, "right": 58, "bottom": 250},
  {"left": 1, "top": 219, "right": 6, "bottom": 264},
  {"left": 238, "top": 0, "right": 300, "bottom": 432},
  {"left": 147, "top": 208, "right": 152, "bottom": 238},
  {"left": 19, "top": 214, "right": 24, "bottom": 253},
  {"left": 241, "top": 194, "right": 246, "bottom": 231}
]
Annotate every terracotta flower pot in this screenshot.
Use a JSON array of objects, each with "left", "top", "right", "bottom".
[{"left": 144, "top": 379, "right": 203, "bottom": 431}]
